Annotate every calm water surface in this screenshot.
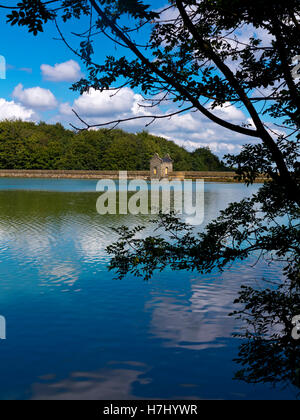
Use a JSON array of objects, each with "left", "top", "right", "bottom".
[{"left": 0, "top": 178, "right": 296, "bottom": 399}]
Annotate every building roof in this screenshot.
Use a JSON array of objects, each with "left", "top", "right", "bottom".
[
  {"left": 162, "top": 153, "right": 173, "bottom": 163},
  {"left": 150, "top": 153, "right": 173, "bottom": 163}
]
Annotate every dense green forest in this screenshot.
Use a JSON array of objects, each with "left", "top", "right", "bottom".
[{"left": 0, "top": 120, "right": 227, "bottom": 171}]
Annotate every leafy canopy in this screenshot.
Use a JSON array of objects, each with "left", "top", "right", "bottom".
[{"left": 0, "top": 120, "right": 225, "bottom": 171}]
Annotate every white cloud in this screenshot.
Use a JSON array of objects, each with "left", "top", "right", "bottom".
[
  {"left": 54, "top": 86, "right": 255, "bottom": 158},
  {"left": 211, "top": 102, "right": 246, "bottom": 121},
  {"left": 59, "top": 102, "right": 73, "bottom": 116},
  {"left": 155, "top": 5, "right": 179, "bottom": 22},
  {"left": 12, "top": 83, "right": 58, "bottom": 110},
  {"left": 147, "top": 109, "right": 248, "bottom": 156},
  {"left": 71, "top": 87, "right": 140, "bottom": 117},
  {"left": 0, "top": 98, "right": 36, "bottom": 121},
  {"left": 41, "top": 60, "right": 83, "bottom": 82}
]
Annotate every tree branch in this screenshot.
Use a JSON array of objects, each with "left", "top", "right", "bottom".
[
  {"left": 89, "top": 0, "right": 259, "bottom": 139},
  {"left": 175, "top": 0, "right": 300, "bottom": 203},
  {"left": 70, "top": 105, "right": 194, "bottom": 131}
]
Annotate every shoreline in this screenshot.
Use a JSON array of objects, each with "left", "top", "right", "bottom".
[{"left": 0, "top": 170, "right": 267, "bottom": 183}]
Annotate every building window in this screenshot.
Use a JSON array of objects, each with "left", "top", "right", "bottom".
[
  {"left": 165, "top": 167, "right": 168, "bottom": 175},
  {"left": 153, "top": 167, "right": 157, "bottom": 175}
]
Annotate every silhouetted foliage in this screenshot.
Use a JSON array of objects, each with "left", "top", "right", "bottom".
[{"left": 229, "top": 279, "right": 300, "bottom": 393}]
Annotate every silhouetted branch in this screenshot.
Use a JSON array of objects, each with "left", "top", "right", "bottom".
[{"left": 70, "top": 105, "right": 194, "bottom": 131}]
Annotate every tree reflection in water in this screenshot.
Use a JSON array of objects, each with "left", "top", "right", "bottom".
[{"left": 230, "top": 267, "right": 300, "bottom": 395}]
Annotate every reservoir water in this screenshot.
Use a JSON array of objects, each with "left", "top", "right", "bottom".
[{"left": 0, "top": 178, "right": 296, "bottom": 399}]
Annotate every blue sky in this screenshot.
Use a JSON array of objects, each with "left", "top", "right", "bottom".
[
  {"left": 0, "top": 3, "right": 283, "bottom": 158},
  {"left": 0, "top": 9, "right": 93, "bottom": 116}
]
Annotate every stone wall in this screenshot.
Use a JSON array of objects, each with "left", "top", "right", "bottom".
[{"left": 0, "top": 169, "right": 268, "bottom": 182}]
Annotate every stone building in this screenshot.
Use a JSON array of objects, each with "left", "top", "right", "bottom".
[{"left": 150, "top": 153, "right": 173, "bottom": 178}]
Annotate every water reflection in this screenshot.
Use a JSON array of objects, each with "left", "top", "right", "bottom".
[
  {"left": 32, "top": 363, "right": 149, "bottom": 400},
  {"left": 0, "top": 182, "right": 297, "bottom": 399},
  {"left": 146, "top": 287, "right": 233, "bottom": 351},
  {"left": 146, "top": 260, "right": 286, "bottom": 351},
  {"left": 230, "top": 280, "right": 300, "bottom": 395}
]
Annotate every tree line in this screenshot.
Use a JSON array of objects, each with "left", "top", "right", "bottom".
[{"left": 0, "top": 120, "right": 227, "bottom": 171}]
